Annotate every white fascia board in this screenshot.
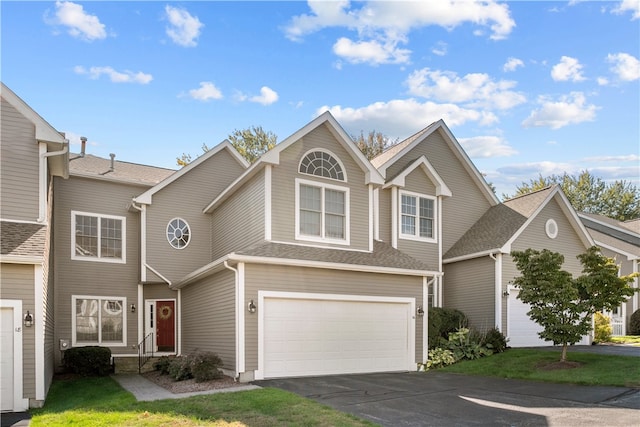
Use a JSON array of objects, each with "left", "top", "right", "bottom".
[
  {"left": 135, "top": 141, "right": 248, "bottom": 205},
  {"left": 443, "top": 249, "right": 505, "bottom": 264},
  {"left": 1, "top": 83, "right": 65, "bottom": 144},
  {"left": 384, "top": 156, "right": 452, "bottom": 197},
  {"left": 227, "top": 252, "right": 441, "bottom": 277},
  {"left": 0, "top": 255, "right": 43, "bottom": 264}
]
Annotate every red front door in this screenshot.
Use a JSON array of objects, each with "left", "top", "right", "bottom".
[{"left": 156, "top": 301, "right": 175, "bottom": 352}]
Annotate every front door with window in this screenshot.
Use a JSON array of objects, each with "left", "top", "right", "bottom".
[{"left": 146, "top": 300, "right": 175, "bottom": 353}]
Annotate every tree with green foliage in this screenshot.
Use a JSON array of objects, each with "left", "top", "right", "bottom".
[
  {"left": 504, "top": 171, "right": 640, "bottom": 221},
  {"left": 227, "top": 126, "right": 277, "bottom": 163},
  {"left": 511, "top": 247, "right": 638, "bottom": 362},
  {"left": 352, "top": 130, "right": 397, "bottom": 160},
  {"left": 176, "top": 126, "right": 277, "bottom": 166}
]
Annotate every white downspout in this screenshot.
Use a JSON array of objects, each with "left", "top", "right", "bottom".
[
  {"left": 130, "top": 201, "right": 146, "bottom": 345},
  {"left": 437, "top": 196, "right": 443, "bottom": 307},
  {"left": 38, "top": 141, "right": 68, "bottom": 222},
  {"left": 224, "top": 261, "right": 243, "bottom": 380},
  {"left": 633, "top": 260, "right": 639, "bottom": 314},
  {"left": 391, "top": 187, "right": 398, "bottom": 249},
  {"left": 489, "top": 252, "right": 503, "bottom": 332}
]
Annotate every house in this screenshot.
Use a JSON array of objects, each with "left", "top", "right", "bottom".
[
  {"left": 1, "top": 82, "right": 609, "bottom": 411},
  {"left": 1, "top": 83, "right": 69, "bottom": 411},
  {"left": 579, "top": 212, "right": 640, "bottom": 335}
]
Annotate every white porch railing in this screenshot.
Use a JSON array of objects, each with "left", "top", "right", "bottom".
[{"left": 611, "top": 318, "right": 624, "bottom": 336}]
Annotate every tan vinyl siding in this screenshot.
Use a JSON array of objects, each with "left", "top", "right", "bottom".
[
  {"left": 0, "top": 264, "right": 36, "bottom": 398},
  {"left": 378, "top": 188, "right": 391, "bottom": 243},
  {"left": 243, "top": 264, "right": 424, "bottom": 370},
  {"left": 0, "top": 98, "right": 40, "bottom": 221},
  {"left": 143, "top": 283, "right": 176, "bottom": 300},
  {"left": 444, "top": 256, "right": 495, "bottom": 331},
  {"left": 181, "top": 269, "right": 236, "bottom": 370},
  {"left": 146, "top": 150, "right": 245, "bottom": 283},
  {"left": 53, "top": 176, "right": 144, "bottom": 364},
  {"left": 211, "top": 172, "right": 265, "bottom": 260},
  {"left": 385, "top": 130, "right": 492, "bottom": 253},
  {"left": 271, "top": 124, "right": 370, "bottom": 250},
  {"left": 43, "top": 179, "right": 55, "bottom": 392}
]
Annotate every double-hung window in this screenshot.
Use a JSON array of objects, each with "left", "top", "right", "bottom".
[
  {"left": 72, "top": 295, "right": 126, "bottom": 346},
  {"left": 400, "top": 191, "right": 436, "bottom": 242},
  {"left": 296, "top": 178, "right": 349, "bottom": 244},
  {"left": 72, "top": 211, "right": 126, "bottom": 263}
]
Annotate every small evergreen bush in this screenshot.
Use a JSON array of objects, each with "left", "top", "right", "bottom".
[
  {"left": 428, "top": 307, "right": 469, "bottom": 349},
  {"left": 63, "top": 346, "right": 112, "bottom": 376},
  {"left": 190, "top": 352, "right": 224, "bottom": 382},
  {"left": 630, "top": 309, "right": 640, "bottom": 335},
  {"left": 594, "top": 312, "right": 612, "bottom": 343},
  {"left": 482, "top": 327, "right": 509, "bottom": 353},
  {"left": 168, "top": 356, "right": 193, "bottom": 381},
  {"left": 153, "top": 356, "right": 174, "bottom": 375}
]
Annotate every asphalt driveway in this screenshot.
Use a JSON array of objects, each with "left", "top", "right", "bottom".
[{"left": 256, "top": 371, "right": 640, "bottom": 426}]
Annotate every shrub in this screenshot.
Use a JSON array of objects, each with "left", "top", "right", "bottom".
[
  {"left": 63, "top": 346, "right": 112, "bottom": 376},
  {"left": 190, "top": 352, "right": 224, "bottom": 382},
  {"left": 630, "top": 309, "right": 640, "bottom": 335},
  {"left": 419, "top": 348, "right": 456, "bottom": 371},
  {"left": 445, "top": 328, "right": 492, "bottom": 361},
  {"left": 168, "top": 356, "right": 193, "bottom": 381},
  {"left": 153, "top": 356, "right": 174, "bottom": 375},
  {"left": 481, "top": 327, "right": 509, "bottom": 353},
  {"left": 428, "top": 307, "right": 469, "bottom": 349},
  {"left": 594, "top": 312, "right": 612, "bottom": 343}
]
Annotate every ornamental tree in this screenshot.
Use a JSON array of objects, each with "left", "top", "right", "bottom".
[{"left": 511, "top": 247, "right": 638, "bottom": 362}]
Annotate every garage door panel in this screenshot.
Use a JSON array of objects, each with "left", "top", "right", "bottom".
[{"left": 263, "top": 296, "right": 412, "bottom": 378}]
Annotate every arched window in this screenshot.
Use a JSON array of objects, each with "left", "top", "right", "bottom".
[{"left": 299, "top": 150, "right": 345, "bottom": 181}]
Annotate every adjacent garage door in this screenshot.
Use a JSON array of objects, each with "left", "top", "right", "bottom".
[
  {"left": 262, "top": 294, "right": 414, "bottom": 378},
  {"left": 508, "top": 290, "right": 590, "bottom": 347},
  {"left": 1, "top": 307, "right": 15, "bottom": 411}
]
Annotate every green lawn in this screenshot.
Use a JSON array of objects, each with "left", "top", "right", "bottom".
[
  {"left": 609, "top": 335, "right": 640, "bottom": 346},
  {"left": 30, "top": 376, "right": 376, "bottom": 427},
  {"left": 439, "top": 348, "right": 640, "bottom": 387}
]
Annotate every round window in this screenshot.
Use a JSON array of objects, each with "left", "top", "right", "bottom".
[
  {"left": 545, "top": 219, "right": 558, "bottom": 239},
  {"left": 167, "top": 218, "right": 190, "bottom": 249}
]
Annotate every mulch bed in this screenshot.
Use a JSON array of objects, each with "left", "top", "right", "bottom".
[
  {"left": 536, "top": 360, "right": 583, "bottom": 370},
  {"left": 141, "top": 370, "right": 245, "bottom": 394}
]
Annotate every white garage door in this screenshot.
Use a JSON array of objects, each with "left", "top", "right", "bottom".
[
  {"left": 508, "top": 290, "right": 590, "bottom": 347},
  {"left": 1, "top": 307, "right": 15, "bottom": 411},
  {"left": 263, "top": 295, "right": 414, "bottom": 378}
]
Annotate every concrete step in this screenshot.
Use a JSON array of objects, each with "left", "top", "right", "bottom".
[{"left": 114, "top": 356, "right": 160, "bottom": 374}]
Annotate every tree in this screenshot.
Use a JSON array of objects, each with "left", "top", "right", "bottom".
[
  {"left": 227, "top": 126, "right": 277, "bottom": 163},
  {"left": 352, "top": 130, "right": 396, "bottom": 160},
  {"left": 176, "top": 143, "right": 210, "bottom": 167},
  {"left": 511, "top": 247, "right": 638, "bottom": 362},
  {"left": 504, "top": 171, "right": 640, "bottom": 221}
]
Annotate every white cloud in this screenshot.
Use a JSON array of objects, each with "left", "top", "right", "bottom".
[
  {"left": 316, "top": 98, "right": 497, "bottom": 140},
  {"left": 582, "top": 154, "right": 640, "bottom": 163},
  {"left": 612, "top": 0, "right": 640, "bottom": 20},
  {"left": 607, "top": 52, "right": 640, "bottom": 81},
  {"left": 431, "top": 41, "right": 448, "bottom": 57},
  {"left": 551, "top": 56, "right": 586, "bottom": 82},
  {"left": 522, "top": 92, "right": 598, "bottom": 129},
  {"left": 333, "top": 37, "right": 410, "bottom": 65},
  {"left": 503, "top": 57, "right": 523, "bottom": 72},
  {"left": 597, "top": 76, "right": 610, "bottom": 86},
  {"left": 165, "top": 5, "right": 203, "bottom": 47},
  {"left": 406, "top": 68, "right": 526, "bottom": 110},
  {"left": 48, "top": 1, "right": 106, "bottom": 41},
  {"left": 188, "top": 82, "right": 223, "bottom": 101},
  {"left": 284, "top": 1, "right": 515, "bottom": 65},
  {"left": 458, "top": 135, "right": 517, "bottom": 158},
  {"left": 250, "top": 87, "right": 279, "bottom": 105},
  {"left": 74, "top": 65, "right": 152, "bottom": 84}
]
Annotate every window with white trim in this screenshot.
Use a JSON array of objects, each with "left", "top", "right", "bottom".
[
  {"left": 72, "top": 296, "right": 126, "bottom": 346},
  {"left": 400, "top": 191, "right": 436, "bottom": 242},
  {"left": 296, "top": 178, "right": 349, "bottom": 244},
  {"left": 299, "top": 150, "right": 346, "bottom": 181},
  {"left": 167, "top": 218, "right": 190, "bottom": 249},
  {"left": 72, "top": 211, "right": 126, "bottom": 263}
]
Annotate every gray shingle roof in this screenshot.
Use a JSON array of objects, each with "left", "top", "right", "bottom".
[
  {"left": 236, "top": 240, "right": 436, "bottom": 272},
  {"left": 444, "top": 187, "right": 555, "bottom": 260},
  {"left": 69, "top": 154, "right": 175, "bottom": 186},
  {"left": 588, "top": 228, "right": 640, "bottom": 257},
  {"left": 1, "top": 221, "right": 46, "bottom": 257},
  {"left": 370, "top": 122, "right": 437, "bottom": 169}
]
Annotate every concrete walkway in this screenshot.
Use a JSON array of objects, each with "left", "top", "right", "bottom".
[{"left": 112, "top": 374, "right": 259, "bottom": 401}]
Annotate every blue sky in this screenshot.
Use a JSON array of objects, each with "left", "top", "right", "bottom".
[{"left": 2, "top": 1, "right": 639, "bottom": 198}]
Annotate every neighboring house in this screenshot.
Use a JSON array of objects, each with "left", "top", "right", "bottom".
[
  {"left": 2, "top": 83, "right": 614, "bottom": 410},
  {"left": 442, "top": 186, "right": 595, "bottom": 347},
  {"left": 579, "top": 212, "right": 640, "bottom": 335},
  {"left": 1, "top": 83, "right": 69, "bottom": 411}
]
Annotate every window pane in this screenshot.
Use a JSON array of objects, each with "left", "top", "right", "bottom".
[
  {"left": 101, "top": 218, "right": 123, "bottom": 258},
  {"left": 76, "top": 298, "right": 99, "bottom": 342},
  {"left": 420, "top": 218, "right": 433, "bottom": 238},
  {"left": 401, "top": 215, "right": 415, "bottom": 235},
  {"left": 325, "top": 213, "right": 345, "bottom": 239},
  {"left": 75, "top": 215, "right": 98, "bottom": 257},
  {"left": 300, "top": 211, "right": 321, "bottom": 235},
  {"left": 101, "top": 300, "right": 123, "bottom": 342},
  {"left": 325, "top": 189, "right": 344, "bottom": 215},
  {"left": 401, "top": 195, "right": 416, "bottom": 215},
  {"left": 420, "top": 198, "right": 434, "bottom": 219},
  {"left": 300, "top": 185, "right": 321, "bottom": 211}
]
